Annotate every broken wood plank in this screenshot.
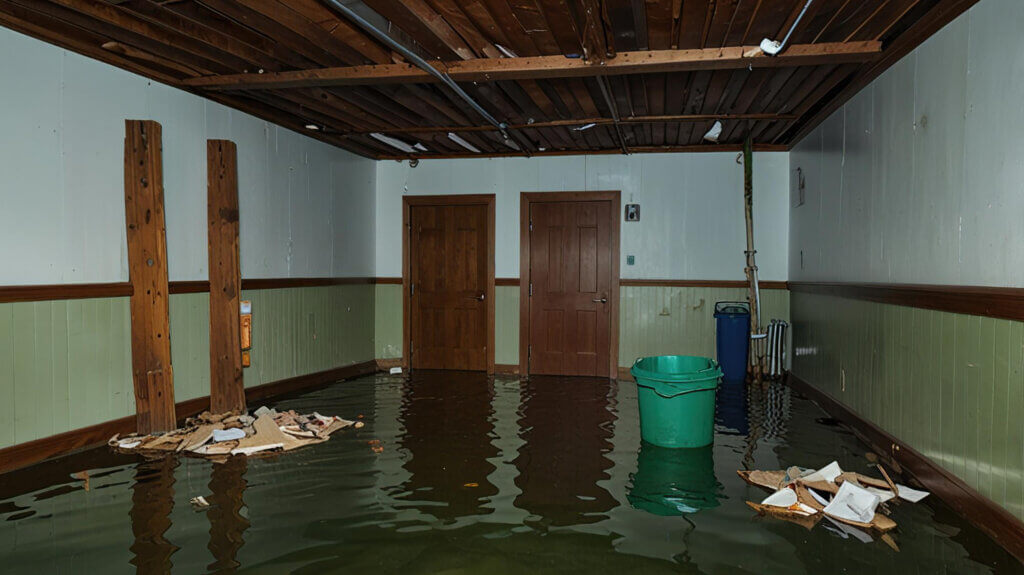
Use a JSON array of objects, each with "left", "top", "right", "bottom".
[
  {"left": 207, "top": 140, "right": 246, "bottom": 415},
  {"left": 124, "top": 120, "right": 176, "bottom": 434}
]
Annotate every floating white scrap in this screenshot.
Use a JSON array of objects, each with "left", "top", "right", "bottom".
[
  {"left": 389, "top": 366, "right": 403, "bottom": 375},
  {"left": 762, "top": 488, "right": 817, "bottom": 516},
  {"left": 823, "top": 481, "right": 881, "bottom": 524}
]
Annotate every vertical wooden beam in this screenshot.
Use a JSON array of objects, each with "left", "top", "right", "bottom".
[
  {"left": 207, "top": 140, "right": 246, "bottom": 414},
  {"left": 124, "top": 120, "right": 176, "bottom": 433}
]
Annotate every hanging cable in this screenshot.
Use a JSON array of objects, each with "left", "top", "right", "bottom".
[{"left": 322, "top": 0, "right": 511, "bottom": 141}]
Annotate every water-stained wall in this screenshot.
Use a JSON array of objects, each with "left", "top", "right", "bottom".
[
  {"left": 789, "top": 0, "right": 1024, "bottom": 520},
  {"left": 0, "top": 27, "right": 377, "bottom": 449}
]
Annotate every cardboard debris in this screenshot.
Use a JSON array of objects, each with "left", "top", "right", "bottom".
[
  {"left": 108, "top": 407, "right": 356, "bottom": 460},
  {"left": 739, "top": 460, "right": 930, "bottom": 538}
]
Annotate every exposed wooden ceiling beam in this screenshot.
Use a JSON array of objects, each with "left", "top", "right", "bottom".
[
  {"left": 181, "top": 41, "right": 882, "bottom": 91},
  {"left": 375, "top": 142, "right": 789, "bottom": 161},
  {"left": 345, "top": 112, "right": 797, "bottom": 136}
]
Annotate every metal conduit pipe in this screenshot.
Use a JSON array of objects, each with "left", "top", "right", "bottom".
[{"left": 321, "top": 0, "right": 511, "bottom": 141}]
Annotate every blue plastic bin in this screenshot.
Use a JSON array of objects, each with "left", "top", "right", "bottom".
[{"left": 714, "top": 301, "right": 750, "bottom": 382}]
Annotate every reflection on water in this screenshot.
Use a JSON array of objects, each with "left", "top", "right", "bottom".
[
  {"left": 0, "top": 373, "right": 1020, "bottom": 574},
  {"left": 397, "top": 371, "right": 498, "bottom": 521},
  {"left": 129, "top": 457, "right": 179, "bottom": 574},
  {"left": 513, "top": 377, "right": 617, "bottom": 527},
  {"left": 205, "top": 456, "right": 248, "bottom": 573},
  {"left": 628, "top": 444, "right": 720, "bottom": 516}
]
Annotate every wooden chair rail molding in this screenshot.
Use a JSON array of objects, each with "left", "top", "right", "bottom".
[
  {"left": 789, "top": 282, "right": 1024, "bottom": 322},
  {"left": 0, "top": 278, "right": 379, "bottom": 302}
]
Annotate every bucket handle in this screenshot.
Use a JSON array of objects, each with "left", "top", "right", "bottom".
[{"left": 638, "top": 382, "right": 718, "bottom": 399}]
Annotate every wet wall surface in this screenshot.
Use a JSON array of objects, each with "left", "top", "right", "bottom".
[{"left": 0, "top": 372, "right": 1021, "bottom": 574}]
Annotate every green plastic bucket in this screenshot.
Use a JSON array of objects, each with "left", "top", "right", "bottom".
[{"left": 631, "top": 355, "right": 722, "bottom": 448}]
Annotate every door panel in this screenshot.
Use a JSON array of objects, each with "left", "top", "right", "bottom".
[
  {"left": 528, "top": 200, "right": 613, "bottom": 377},
  {"left": 410, "top": 203, "right": 488, "bottom": 371}
]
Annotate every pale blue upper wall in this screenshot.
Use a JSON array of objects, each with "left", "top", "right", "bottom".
[
  {"left": 0, "top": 26, "right": 377, "bottom": 285},
  {"left": 375, "top": 152, "right": 790, "bottom": 281},
  {"left": 789, "top": 0, "right": 1024, "bottom": 287}
]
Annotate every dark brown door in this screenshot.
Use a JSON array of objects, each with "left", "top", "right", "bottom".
[
  {"left": 410, "top": 204, "right": 488, "bottom": 371},
  {"left": 528, "top": 200, "right": 613, "bottom": 376}
]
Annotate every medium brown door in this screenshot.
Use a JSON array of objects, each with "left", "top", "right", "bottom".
[
  {"left": 410, "top": 204, "right": 488, "bottom": 371},
  {"left": 528, "top": 200, "right": 614, "bottom": 376}
]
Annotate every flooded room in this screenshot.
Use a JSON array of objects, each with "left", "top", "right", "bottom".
[{"left": 1, "top": 0, "right": 1022, "bottom": 573}]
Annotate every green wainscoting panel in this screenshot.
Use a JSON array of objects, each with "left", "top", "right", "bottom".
[
  {"left": 169, "top": 292, "right": 210, "bottom": 402},
  {"left": 241, "top": 285, "right": 375, "bottom": 388},
  {"left": 0, "top": 285, "right": 375, "bottom": 451},
  {"left": 0, "top": 298, "right": 133, "bottom": 448},
  {"left": 495, "top": 286, "right": 519, "bottom": 365},
  {"left": 374, "top": 284, "right": 403, "bottom": 359},
  {"left": 791, "top": 291, "right": 1024, "bottom": 520},
  {"left": 618, "top": 286, "right": 790, "bottom": 367},
  {"left": 373, "top": 283, "right": 789, "bottom": 369}
]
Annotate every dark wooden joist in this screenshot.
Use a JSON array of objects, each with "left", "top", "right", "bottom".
[
  {"left": 785, "top": 0, "right": 979, "bottom": 145},
  {"left": 180, "top": 41, "right": 882, "bottom": 90}
]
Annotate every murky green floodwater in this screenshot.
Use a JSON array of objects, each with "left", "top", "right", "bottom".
[{"left": 1, "top": 372, "right": 1021, "bottom": 574}]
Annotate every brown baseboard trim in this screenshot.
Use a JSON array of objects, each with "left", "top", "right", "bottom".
[
  {"left": 375, "top": 358, "right": 402, "bottom": 371},
  {"left": 616, "top": 367, "right": 635, "bottom": 381},
  {"left": 0, "top": 360, "right": 377, "bottom": 476},
  {"left": 619, "top": 279, "right": 788, "bottom": 289},
  {"left": 789, "top": 282, "right": 1024, "bottom": 322},
  {"left": 494, "top": 363, "right": 519, "bottom": 374},
  {"left": 788, "top": 373, "right": 1024, "bottom": 562},
  {"left": 0, "top": 282, "right": 132, "bottom": 303}
]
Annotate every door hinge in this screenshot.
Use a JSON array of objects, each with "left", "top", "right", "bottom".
[
  {"left": 529, "top": 282, "right": 533, "bottom": 296},
  {"left": 529, "top": 219, "right": 533, "bottom": 232},
  {"left": 410, "top": 282, "right": 415, "bottom": 296}
]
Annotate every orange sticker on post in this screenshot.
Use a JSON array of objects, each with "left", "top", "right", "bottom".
[{"left": 240, "top": 300, "right": 252, "bottom": 364}]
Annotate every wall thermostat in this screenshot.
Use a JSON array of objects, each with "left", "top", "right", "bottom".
[{"left": 624, "top": 204, "right": 640, "bottom": 221}]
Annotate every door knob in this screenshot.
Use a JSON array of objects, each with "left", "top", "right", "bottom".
[
  {"left": 471, "top": 293, "right": 485, "bottom": 301},
  {"left": 592, "top": 297, "right": 608, "bottom": 303}
]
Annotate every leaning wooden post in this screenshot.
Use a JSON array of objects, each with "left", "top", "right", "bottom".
[
  {"left": 124, "top": 120, "right": 176, "bottom": 433},
  {"left": 207, "top": 140, "right": 246, "bottom": 414},
  {"left": 742, "top": 135, "right": 763, "bottom": 380}
]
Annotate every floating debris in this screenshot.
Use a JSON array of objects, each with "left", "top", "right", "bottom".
[
  {"left": 109, "top": 407, "right": 357, "bottom": 461},
  {"left": 739, "top": 460, "right": 930, "bottom": 539}
]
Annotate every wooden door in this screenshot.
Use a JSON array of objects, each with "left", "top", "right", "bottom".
[
  {"left": 409, "top": 203, "right": 489, "bottom": 371},
  {"left": 528, "top": 200, "right": 614, "bottom": 376}
]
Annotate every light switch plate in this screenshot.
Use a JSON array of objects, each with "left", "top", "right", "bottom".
[{"left": 627, "top": 255, "right": 635, "bottom": 266}]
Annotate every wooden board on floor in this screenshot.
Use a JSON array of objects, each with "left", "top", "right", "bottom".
[
  {"left": 207, "top": 140, "right": 245, "bottom": 414},
  {"left": 124, "top": 120, "right": 176, "bottom": 434}
]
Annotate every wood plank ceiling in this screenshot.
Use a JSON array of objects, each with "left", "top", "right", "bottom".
[{"left": 0, "top": 0, "right": 978, "bottom": 159}]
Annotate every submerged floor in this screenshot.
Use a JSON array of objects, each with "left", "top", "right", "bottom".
[{"left": 0, "top": 372, "right": 1021, "bottom": 574}]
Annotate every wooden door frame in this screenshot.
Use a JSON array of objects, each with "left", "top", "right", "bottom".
[
  {"left": 402, "top": 194, "right": 496, "bottom": 374},
  {"left": 519, "top": 191, "right": 621, "bottom": 378}
]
